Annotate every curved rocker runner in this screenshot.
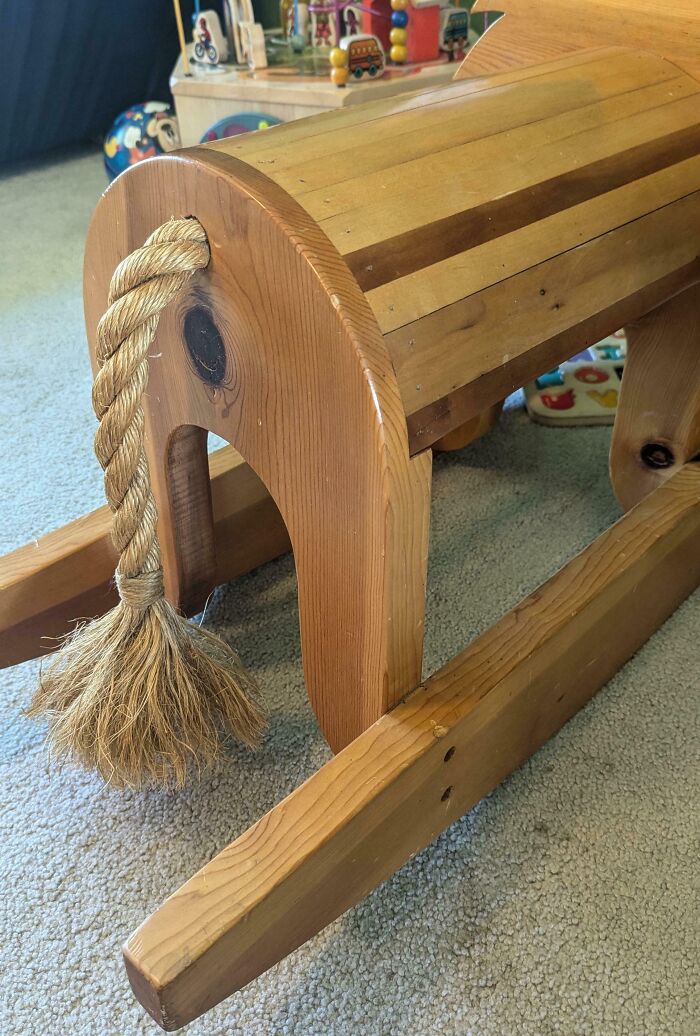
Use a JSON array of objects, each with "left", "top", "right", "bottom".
[{"left": 0, "top": 0, "right": 699, "bottom": 1028}]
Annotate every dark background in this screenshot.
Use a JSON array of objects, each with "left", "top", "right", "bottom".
[
  {"left": 0, "top": 0, "right": 227, "bottom": 165},
  {"left": 0, "top": 0, "right": 487, "bottom": 166}
]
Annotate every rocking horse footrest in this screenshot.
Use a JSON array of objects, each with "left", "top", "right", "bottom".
[{"left": 124, "top": 463, "right": 700, "bottom": 1030}]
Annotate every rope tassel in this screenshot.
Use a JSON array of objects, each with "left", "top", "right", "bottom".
[{"left": 29, "top": 218, "right": 266, "bottom": 789}]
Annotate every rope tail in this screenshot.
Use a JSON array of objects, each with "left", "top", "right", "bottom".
[{"left": 29, "top": 218, "right": 266, "bottom": 789}]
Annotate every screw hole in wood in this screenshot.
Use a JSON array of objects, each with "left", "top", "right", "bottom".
[
  {"left": 640, "top": 442, "right": 675, "bottom": 469},
  {"left": 443, "top": 746, "right": 455, "bottom": 762},
  {"left": 441, "top": 785, "right": 453, "bottom": 802}
]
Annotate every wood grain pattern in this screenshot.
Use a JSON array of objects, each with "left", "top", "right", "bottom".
[
  {"left": 124, "top": 464, "right": 700, "bottom": 1030},
  {"left": 346, "top": 122, "right": 700, "bottom": 292},
  {"left": 611, "top": 284, "right": 700, "bottom": 510},
  {"left": 211, "top": 48, "right": 700, "bottom": 455},
  {"left": 388, "top": 193, "right": 700, "bottom": 448},
  {"left": 315, "top": 76, "right": 700, "bottom": 257},
  {"left": 465, "top": 0, "right": 700, "bottom": 82},
  {"left": 213, "top": 47, "right": 624, "bottom": 170},
  {"left": 84, "top": 150, "right": 431, "bottom": 753},
  {"left": 271, "top": 51, "right": 678, "bottom": 200},
  {"left": 0, "top": 447, "right": 290, "bottom": 670},
  {"left": 367, "top": 153, "right": 700, "bottom": 334}
]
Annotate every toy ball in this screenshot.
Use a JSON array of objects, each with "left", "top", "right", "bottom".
[
  {"left": 390, "top": 43, "right": 408, "bottom": 62},
  {"left": 390, "top": 0, "right": 409, "bottom": 8},
  {"left": 331, "top": 66, "right": 350, "bottom": 86},
  {"left": 329, "top": 47, "right": 348, "bottom": 68},
  {"left": 200, "top": 112, "right": 283, "bottom": 142},
  {"left": 103, "top": 102, "right": 180, "bottom": 181},
  {"left": 391, "top": 9, "right": 409, "bottom": 28},
  {"left": 390, "top": 27, "right": 407, "bottom": 44}
]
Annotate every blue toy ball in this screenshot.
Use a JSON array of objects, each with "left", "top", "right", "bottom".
[
  {"left": 200, "top": 112, "right": 283, "bottom": 143},
  {"left": 103, "top": 102, "right": 180, "bottom": 181},
  {"left": 391, "top": 9, "right": 409, "bottom": 27}
]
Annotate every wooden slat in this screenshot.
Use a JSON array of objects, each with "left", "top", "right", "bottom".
[
  {"left": 349, "top": 119, "right": 700, "bottom": 293},
  {"left": 0, "top": 447, "right": 290, "bottom": 670},
  {"left": 270, "top": 50, "right": 678, "bottom": 198},
  {"left": 317, "top": 88, "right": 700, "bottom": 256},
  {"left": 211, "top": 47, "right": 624, "bottom": 170},
  {"left": 123, "top": 464, "right": 700, "bottom": 1030},
  {"left": 384, "top": 190, "right": 700, "bottom": 449},
  {"left": 368, "top": 154, "right": 700, "bottom": 334}
]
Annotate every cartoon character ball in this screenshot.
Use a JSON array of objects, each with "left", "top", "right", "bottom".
[{"left": 103, "top": 102, "right": 180, "bottom": 181}]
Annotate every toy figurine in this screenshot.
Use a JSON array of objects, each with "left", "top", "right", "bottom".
[
  {"left": 192, "top": 8, "right": 229, "bottom": 64},
  {"left": 439, "top": 4, "right": 469, "bottom": 61},
  {"left": 343, "top": 32, "right": 386, "bottom": 76}
]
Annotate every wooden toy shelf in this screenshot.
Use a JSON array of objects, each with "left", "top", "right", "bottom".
[{"left": 170, "top": 52, "right": 458, "bottom": 144}]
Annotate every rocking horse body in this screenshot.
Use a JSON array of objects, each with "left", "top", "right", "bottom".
[{"left": 2, "top": 0, "right": 700, "bottom": 1027}]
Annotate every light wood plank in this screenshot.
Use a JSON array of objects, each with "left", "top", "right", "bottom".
[
  {"left": 212, "top": 47, "right": 622, "bottom": 171},
  {"left": 384, "top": 190, "right": 700, "bottom": 445},
  {"left": 269, "top": 50, "right": 677, "bottom": 197},
  {"left": 317, "top": 90, "right": 700, "bottom": 255},
  {"left": 367, "top": 153, "right": 700, "bottom": 333},
  {"left": 296, "top": 73, "right": 697, "bottom": 223},
  {"left": 124, "top": 464, "right": 700, "bottom": 1030}
]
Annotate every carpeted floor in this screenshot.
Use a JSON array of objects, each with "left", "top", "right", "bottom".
[{"left": 0, "top": 149, "right": 697, "bottom": 1036}]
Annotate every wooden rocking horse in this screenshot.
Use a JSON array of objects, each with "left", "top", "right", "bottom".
[{"left": 1, "top": 0, "right": 699, "bottom": 1027}]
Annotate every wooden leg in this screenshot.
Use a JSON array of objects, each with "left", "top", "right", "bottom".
[
  {"left": 123, "top": 464, "right": 700, "bottom": 1030},
  {"left": 433, "top": 401, "right": 503, "bottom": 453},
  {"left": 150, "top": 425, "right": 218, "bottom": 614},
  {"left": 611, "top": 284, "right": 700, "bottom": 511}
]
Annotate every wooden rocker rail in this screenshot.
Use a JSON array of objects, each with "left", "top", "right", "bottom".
[{"left": 125, "top": 463, "right": 700, "bottom": 1030}]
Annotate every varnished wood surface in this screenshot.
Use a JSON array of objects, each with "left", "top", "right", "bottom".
[
  {"left": 124, "top": 465, "right": 700, "bottom": 1030},
  {"left": 611, "top": 284, "right": 700, "bottom": 510},
  {"left": 0, "top": 447, "right": 290, "bottom": 670},
  {"left": 208, "top": 48, "right": 700, "bottom": 448},
  {"left": 466, "top": 0, "right": 700, "bottom": 83},
  {"left": 84, "top": 150, "right": 432, "bottom": 753}
]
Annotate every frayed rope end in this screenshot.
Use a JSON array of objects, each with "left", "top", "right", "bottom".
[{"left": 28, "top": 598, "right": 267, "bottom": 790}]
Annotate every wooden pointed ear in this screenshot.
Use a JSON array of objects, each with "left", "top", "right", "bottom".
[{"left": 460, "top": 1, "right": 700, "bottom": 82}]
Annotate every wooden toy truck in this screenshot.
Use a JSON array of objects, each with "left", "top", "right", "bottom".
[{"left": 1, "top": 0, "right": 699, "bottom": 1027}]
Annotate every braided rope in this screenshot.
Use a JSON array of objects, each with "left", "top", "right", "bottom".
[
  {"left": 91, "top": 218, "right": 210, "bottom": 610},
  {"left": 31, "top": 216, "right": 265, "bottom": 788}
]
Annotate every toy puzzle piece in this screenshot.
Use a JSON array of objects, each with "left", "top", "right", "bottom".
[{"left": 525, "top": 332, "right": 627, "bottom": 426}]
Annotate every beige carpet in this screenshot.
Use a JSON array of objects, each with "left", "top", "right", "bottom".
[{"left": 0, "top": 150, "right": 697, "bottom": 1036}]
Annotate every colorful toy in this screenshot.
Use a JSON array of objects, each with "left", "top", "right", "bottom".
[
  {"left": 191, "top": 7, "right": 229, "bottom": 64},
  {"left": 524, "top": 334, "right": 627, "bottom": 426},
  {"left": 340, "top": 32, "right": 386, "bottom": 76},
  {"left": 440, "top": 4, "right": 469, "bottom": 60},
  {"left": 102, "top": 103, "right": 180, "bottom": 181},
  {"left": 389, "top": 0, "right": 409, "bottom": 62},
  {"left": 200, "top": 112, "right": 283, "bottom": 141}
]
